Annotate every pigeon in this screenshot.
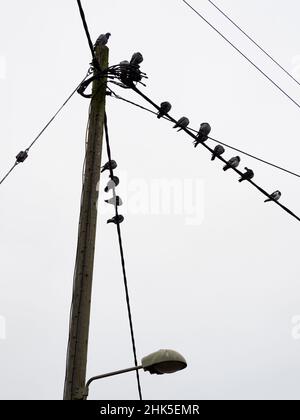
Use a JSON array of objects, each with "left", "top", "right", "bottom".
[
  {"left": 107, "top": 215, "right": 124, "bottom": 225},
  {"left": 157, "top": 102, "right": 172, "bottom": 119},
  {"left": 194, "top": 123, "right": 211, "bottom": 147},
  {"left": 119, "top": 60, "right": 130, "bottom": 78},
  {"left": 94, "top": 33, "right": 111, "bottom": 48},
  {"left": 105, "top": 196, "right": 123, "bottom": 206},
  {"left": 239, "top": 167, "right": 254, "bottom": 182},
  {"left": 130, "top": 52, "right": 143, "bottom": 66},
  {"left": 16, "top": 150, "right": 28, "bottom": 163},
  {"left": 101, "top": 160, "right": 117, "bottom": 173},
  {"left": 104, "top": 176, "right": 119, "bottom": 193},
  {"left": 120, "top": 60, "right": 130, "bottom": 68},
  {"left": 211, "top": 145, "right": 225, "bottom": 161},
  {"left": 264, "top": 190, "right": 281, "bottom": 203},
  {"left": 173, "top": 117, "right": 190, "bottom": 132},
  {"left": 223, "top": 156, "right": 241, "bottom": 171}
]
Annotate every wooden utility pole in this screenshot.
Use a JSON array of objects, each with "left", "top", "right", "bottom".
[{"left": 63, "top": 45, "right": 109, "bottom": 400}]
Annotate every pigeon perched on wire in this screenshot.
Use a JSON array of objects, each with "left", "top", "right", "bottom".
[
  {"left": 101, "top": 160, "right": 117, "bottom": 173},
  {"left": 104, "top": 176, "right": 119, "bottom": 193},
  {"left": 119, "top": 60, "right": 130, "bottom": 81},
  {"left": 16, "top": 151, "right": 28, "bottom": 163},
  {"left": 173, "top": 117, "right": 190, "bottom": 132},
  {"left": 264, "top": 190, "right": 281, "bottom": 203},
  {"left": 94, "top": 33, "right": 111, "bottom": 48},
  {"left": 157, "top": 102, "right": 172, "bottom": 119},
  {"left": 211, "top": 145, "right": 225, "bottom": 161},
  {"left": 223, "top": 156, "right": 241, "bottom": 171},
  {"left": 120, "top": 60, "right": 130, "bottom": 68},
  {"left": 239, "top": 168, "right": 254, "bottom": 182},
  {"left": 194, "top": 123, "right": 211, "bottom": 147},
  {"left": 105, "top": 196, "right": 123, "bottom": 206},
  {"left": 119, "top": 59, "right": 142, "bottom": 85},
  {"left": 130, "top": 52, "right": 143, "bottom": 66},
  {"left": 107, "top": 215, "right": 124, "bottom": 225}
]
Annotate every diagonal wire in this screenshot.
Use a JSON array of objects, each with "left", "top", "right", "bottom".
[
  {"left": 207, "top": 0, "right": 300, "bottom": 88},
  {"left": 0, "top": 72, "right": 90, "bottom": 187},
  {"left": 76, "top": 0, "right": 99, "bottom": 68},
  {"left": 103, "top": 113, "right": 143, "bottom": 401},
  {"left": 130, "top": 84, "right": 300, "bottom": 223},
  {"left": 181, "top": 0, "right": 300, "bottom": 111},
  {"left": 107, "top": 87, "right": 300, "bottom": 179},
  {"left": 0, "top": 163, "right": 19, "bottom": 187}
]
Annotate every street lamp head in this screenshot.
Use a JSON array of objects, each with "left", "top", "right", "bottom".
[{"left": 141, "top": 349, "right": 187, "bottom": 375}]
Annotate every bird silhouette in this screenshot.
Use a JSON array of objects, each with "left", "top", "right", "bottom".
[
  {"left": 157, "top": 102, "right": 172, "bottom": 119},
  {"left": 130, "top": 52, "right": 143, "bottom": 66},
  {"left": 120, "top": 60, "right": 130, "bottom": 68},
  {"left": 223, "top": 156, "right": 241, "bottom": 171},
  {"left": 211, "top": 145, "right": 225, "bottom": 161},
  {"left": 104, "top": 176, "right": 119, "bottom": 193},
  {"left": 94, "top": 33, "right": 111, "bottom": 48},
  {"left": 239, "top": 167, "right": 254, "bottom": 182},
  {"left": 105, "top": 196, "right": 123, "bottom": 206},
  {"left": 16, "top": 151, "right": 28, "bottom": 163},
  {"left": 107, "top": 215, "right": 124, "bottom": 225},
  {"left": 101, "top": 160, "right": 117, "bottom": 173},
  {"left": 264, "top": 190, "right": 281, "bottom": 203},
  {"left": 194, "top": 123, "right": 211, "bottom": 147},
  {"left": 173, "top": 117, "right": 189, "bottom": 131}
]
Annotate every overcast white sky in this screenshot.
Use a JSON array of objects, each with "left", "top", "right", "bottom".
[{"left": 1, "top": 0, "right": 300, "bottom": 400}]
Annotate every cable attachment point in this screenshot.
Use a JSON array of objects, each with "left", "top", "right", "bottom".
[
  {"left": 120, "top": 62, "right": 147, "bottom": 87},
  {"left": 16, "top": 150, "right": 28, "bottom": 163},
  {"left": 77, "top": 69, "right": 106, "bottom": 98}
]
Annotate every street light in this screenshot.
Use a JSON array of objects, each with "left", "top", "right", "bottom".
[{"left": 84, "top": 349, "right": 187, "bottom": 399}]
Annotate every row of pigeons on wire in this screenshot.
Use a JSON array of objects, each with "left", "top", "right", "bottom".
[
  {"left": 162, "top": 111, "right": 281, "bottom": 203},
  {"left": 101, "top": 160, "right": 125, "bottom": 225},
  {"left": 94, "top": 33, "right": 281, "bottom": 205}
]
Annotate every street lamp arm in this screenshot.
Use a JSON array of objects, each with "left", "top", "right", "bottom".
[{"left": 84, "top": 365, "right": 143, "bottom": 398}]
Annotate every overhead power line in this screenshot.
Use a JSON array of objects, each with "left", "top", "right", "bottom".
[
  {"left": 103, "top": 113, "right": 143, "bottom": 401},
  {"left": 207, "top": 0, "right": 300, "bottom": 88},
  {"left": 76, "top": 0, "right": 99, "bottom": 68},
  {"left": 181, "top": 0, "right": 300, "bottom": 111},
  {"left": 0, "top": 72, "right": 90, "bottom": 187},
  {"left": 107, "top": 88, "right": 300, "bottom": 179}
]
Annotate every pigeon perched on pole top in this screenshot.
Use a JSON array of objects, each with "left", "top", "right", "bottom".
[
  {"left": 105, "top": 196, "right": 123, "bottom": 206},
  {"left": 104, "top": 176, "right": 120, "bottom": 193},
  {"left": 211, "top": 145, "right": 225, "bottom": 161},
  {"left": 130, "top": 52, "right": 144, "bottom": 66},
  {"left": 223, "top": 156, "right": 241, "bottom": 171},
  {"left": 264, "top": 190, "right": 281, "bottom": 203},
  {"left": 194, "top": 123, "right": 211, "bottom": 147},
  {"left": 107, "top": 215, "right": 124, "bottom": 225},
  {"left": 239, "top": 167, "right": 254, "bottom": 182},
  {"left": 101, "top": 160, "right": 117, "bottom": 173},
  {"left": 173, "top": 117, "right": 190, "bottom": 131},
  {"left": 94, "top": 33, "right": 111, "bottom": 48},
  {"left": 157, "top": 102, "right": 172, "bottom": 119}
]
